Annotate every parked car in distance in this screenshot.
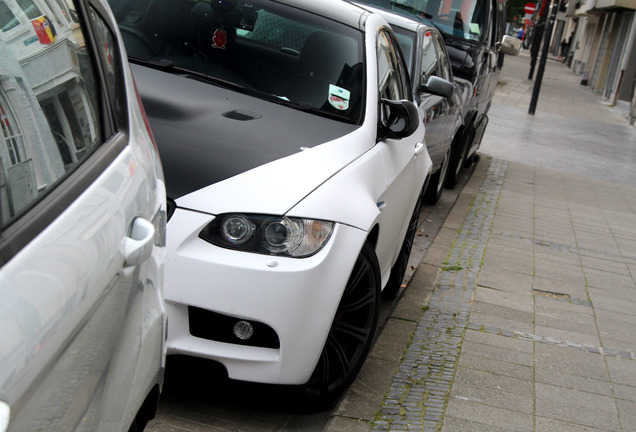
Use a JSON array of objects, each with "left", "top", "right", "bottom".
[
  {"left": 360, "top": 0, "right": 520, "bottom": 186},
  {"left": 0, "top": 0, "right": 166, "bottom": 430},
  {"left": 361, "top": 4, "right": 469, "bottom": 204},
  {"left": 108, "top": 0, "right": 431, "bottom": 407}
]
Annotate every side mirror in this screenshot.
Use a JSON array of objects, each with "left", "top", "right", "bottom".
[
  {"left": 379, "top": 99, "right": 419, "bottom": 140},
  {"left": 498, "top": 35, "right": 521, "bottom": 56},
  {"left": 420, "top": 75, "right": 454, "bottom": 99}
]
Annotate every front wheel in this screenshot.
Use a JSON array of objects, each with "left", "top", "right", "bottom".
[
  {"left": 446, "top": 131, "right": 470, "bottom": 188},
  {"left": 383, "top": 194, "right": 422, "bottom": 298},
  {"left": 423, "top": 146, "right": 451, "bottom": 205},
  {"left": 298, "top": 242, "right": 381, "bottom": 408}
]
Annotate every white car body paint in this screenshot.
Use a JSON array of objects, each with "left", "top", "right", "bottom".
[{"left": 163, "top": 10, "right": 431, "bottom": 385}]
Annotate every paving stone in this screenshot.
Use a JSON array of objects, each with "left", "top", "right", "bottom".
[
  {"left": 534, "top": 416, "right": 616, "bottom": 432},
  {"left": 454, "top": 366, "right": 533, "bottom": 397},
  {"left": 441, "top": 416, "right": 518, "bottom": 432},
  {"left": 458, "top": 352, "right": 533, "bottom": 381},
  {"left": 535, "top": 343, "right": 610, "bottom": 382},
  {"left": 444, "top": 399, "right": 533, "bottom": 431},
  {"left": 473, "top": 286, "right": 535, "bottom": 313},
  {"left": 535, "top": 398, "right": 620, "bottom": 431},
  {"left": 536, "top": 382, "right": 617, "bottom": 413},
  {"left": 460, "top": 339, "right": 534, "bottom": 367},
  {"left": 606, "top": 356, "right": 636, "bottom": 387},
  {"left": 450, "top": 380, "right": 534, "bottom": 414},
  {"left": 534, "top": 324, "right": 601, "bottom": 347}
]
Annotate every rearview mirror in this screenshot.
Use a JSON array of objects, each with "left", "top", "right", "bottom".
[
  {"left": 379, "top": 99, "right": 419, "bottom": 140},
  {"left": 420, "top": 75, "right": 454, "bottom": 99},
  {"left": 499, "top": 35, "right": 521, "bottom": 56}
]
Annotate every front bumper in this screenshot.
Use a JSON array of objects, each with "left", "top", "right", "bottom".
[{"left": 164, "top": 208, "right": 367, "bottom": 385}]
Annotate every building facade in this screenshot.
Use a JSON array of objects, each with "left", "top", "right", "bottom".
[{"left": 565, "top": 0, "right": 636, "bottom": 124}]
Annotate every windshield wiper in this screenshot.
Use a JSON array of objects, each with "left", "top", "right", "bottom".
[
  {"left": 128, "top": 57, "right": 245, "bottom": 90},
  {"left": 269, "top": 98, "right": 313, "bottom": 111},
  {"left": 181, "top": 71, "right": 245, "bottom": 90},
  {"left": 261, "top": 95, "right": 355, "bottom": 123},
  {"left": 128, "top": 56, "right": 174, "bottom": 70}
]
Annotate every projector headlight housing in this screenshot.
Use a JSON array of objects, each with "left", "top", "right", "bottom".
[{"left": 199, "top": 214, "right": 334, "bottom": 258}]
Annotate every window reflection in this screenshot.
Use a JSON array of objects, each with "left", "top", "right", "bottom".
[{"left": 0, "top": 0, "right": 102, "bottom": 228}]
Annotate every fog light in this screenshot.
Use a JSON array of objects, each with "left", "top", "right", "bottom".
[{"left": 233, "top": 320, "right": 254, "bottom": 340}]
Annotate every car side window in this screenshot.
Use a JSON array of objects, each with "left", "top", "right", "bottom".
[
  {"left": 377, "top": 29, "right": 409, "bottom": 103},
  {"left": 433, "top": 32, "right": 452, "bottom": 82},
  {"left": 0, "top": 0, "right": 122, "bottom": 250},
  {"left": 419, "top": 30, "right": 439, "bottom": 86},
  {"left": 88, "top": 5, "right": 126, "bottom": 127}
]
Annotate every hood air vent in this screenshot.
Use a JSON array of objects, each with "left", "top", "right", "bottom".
[{"left": 222, "top": 109, "right": 262, "bottom": 121}]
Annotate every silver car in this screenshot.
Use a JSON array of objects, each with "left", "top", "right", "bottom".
[{"left": 0, "top": 0, "right": 166, "bottom": 430}]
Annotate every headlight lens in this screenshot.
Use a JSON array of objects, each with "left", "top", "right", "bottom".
[
  {"left": 200, "top": 214, "right": 334, "bottom": 257},
  {"left": 221, "top": 215, "right": 254, "bottom": 246}
]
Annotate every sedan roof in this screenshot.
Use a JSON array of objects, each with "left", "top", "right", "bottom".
[
  {"left": 356, "top": 2, "right": 428, "bottom": 33},
  {"left": 276, "top": 0, "right": 372, "bottom": 30}
]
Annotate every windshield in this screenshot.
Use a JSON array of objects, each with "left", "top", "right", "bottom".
[
  {"left": 108, "top": 0, "right": 365, "bottom": 124},
  {"left": 363, "top": 0, "right": 490, "bottom": 43}
]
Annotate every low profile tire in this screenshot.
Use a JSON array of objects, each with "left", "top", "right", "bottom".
[
  {"left": 298, "top": 241, "right": 381, "bottom": 408},
  {"left": 423, "top": 147, "right": 451, "bottom": 205},
  {"left": 446, "top": 132, "right": 470, "bottom": 188},
  {"left": 383, "top": 195, "right": 422, "bottom": 298},
  {"left": 464, "top": 151, "right": 479, "bottom": 168}
]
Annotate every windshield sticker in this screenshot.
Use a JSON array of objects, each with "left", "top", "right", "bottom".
[
  {"left": 328, "top": 84, "right": 350, "bottom": 111},
  {"left": 212, "top": 28, "right": 227, "bottom": 49}
]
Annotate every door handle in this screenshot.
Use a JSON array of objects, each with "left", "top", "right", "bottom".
[
  {"left": 123, "top": 217, "right": 155, "bottom": 267},
  {"left": 414, "top": 142, "right": 425, "bottom": 156}
]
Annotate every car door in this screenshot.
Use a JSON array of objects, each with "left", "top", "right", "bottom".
[
  {"left": 479, "top": 0, "right": 498, "bottom": 107},
  {"left": 432, "top": 31, "right": 461, "bottom": 140},
  {"left": 374, "top": 27, "right": 426, "bottom": 278},
  {"left": 0, "top": 0, "right": 165, "bottom": 430},
  {"left": 416, "top": 27, "right": 450, "bottom": 170}
]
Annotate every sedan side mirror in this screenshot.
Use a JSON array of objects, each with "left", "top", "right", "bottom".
[
  {"left": 420, "top": 75, "right": 454, "bottom": 99},
  {"left": 498, "top": 35, "right": 521, "bottom": 56},
  {"left": 379, "top": 98, "right": 419, "bottom": 140}
]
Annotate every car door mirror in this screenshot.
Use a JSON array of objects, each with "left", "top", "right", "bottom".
[
  {"left": 498, "top": 35, "right": 521, "bottom": 56},
  {"left": 379, "top": 99, "right": 419, "bottom": 140},
  {"left": 420, "top": 75, "right": 454, "bottom": 99}
]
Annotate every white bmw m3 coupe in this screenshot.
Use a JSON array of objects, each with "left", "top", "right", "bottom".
[{"left": 109, "top": 0, "right": 432, "bottom": 406}]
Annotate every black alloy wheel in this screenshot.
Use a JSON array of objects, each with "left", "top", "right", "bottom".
[
  {"left": 383, "top": 194, "right": 422, "bottom": 298},
  {"left": 299, "top": 241, "right": 381, "bottom": 408}
]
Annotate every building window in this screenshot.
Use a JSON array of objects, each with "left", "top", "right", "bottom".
[
  {"left": 15, "top": 0, "right": 42, "bottom": 20},
  {"left": 0, "top": 0, "right": 19, "bottom": 32},
  {"left": 0, "top": 92, "right": 26, "bottom": 166}
]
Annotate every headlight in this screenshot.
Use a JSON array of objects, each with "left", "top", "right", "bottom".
[{"left": 199, "top": 214, "right": 334, "bottom": 257}]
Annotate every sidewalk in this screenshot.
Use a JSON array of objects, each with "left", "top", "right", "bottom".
[{"left": 327, "top": 53, "right": 636, "bottom": 431}]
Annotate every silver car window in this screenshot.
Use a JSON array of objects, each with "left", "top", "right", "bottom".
[{"left": 0, "top": 0, "right": 112, "bottom": 230}]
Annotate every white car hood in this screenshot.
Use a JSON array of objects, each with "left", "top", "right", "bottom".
[{"left": 176, "top": 126, "right": 374, "bottom": 216}]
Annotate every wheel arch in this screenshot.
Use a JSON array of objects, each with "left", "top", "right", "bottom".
[{"left": 129, "top": 383, "right": 161, "bottom": 431}]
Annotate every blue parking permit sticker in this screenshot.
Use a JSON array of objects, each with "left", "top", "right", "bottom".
[{"left": 328, "top": 84, "right": 350, "bottom": 110}]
